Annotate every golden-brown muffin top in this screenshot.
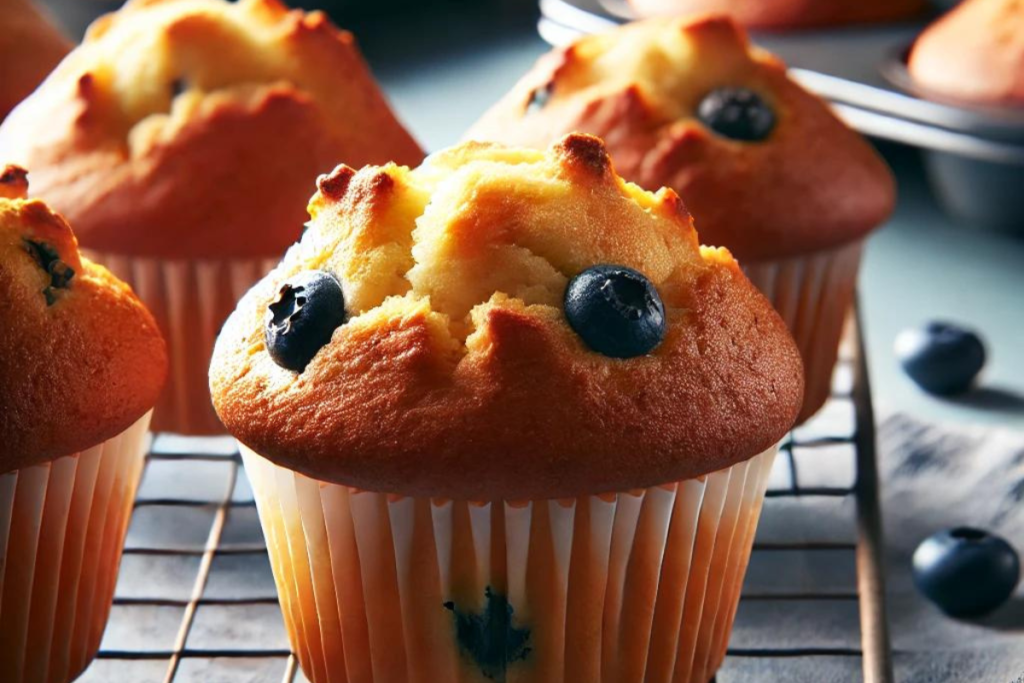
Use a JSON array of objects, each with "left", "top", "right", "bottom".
[
  {"left": 0, "top": 166, "right": 167, "bottom": 473},
  {"left": 0, "top": 0, "right": 71, "bottom": 122},
  {"left": 625, "top": 0, "right": 926, "bottom": 30},
  {"left": 464, "top": 16, "right": 895, "bottom": 263},
  {"left": 909, "top": 0, "right": 1024, "bottom": 106},
  {"left": 0, "top": 0, "right": 423, "bottom": 259},
  {"left": 210, "top": 135, "right": 803, "bottom": 500}
]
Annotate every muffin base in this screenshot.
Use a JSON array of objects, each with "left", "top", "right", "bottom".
[
  {"left": 0, "top": 411, "right": 150, "bottom": 683},
  {"left": 743, "top": 239, "right": 863, "bottom": 424},
  {"left": 241, "top": 445, "right": 777, "bottom": 683},
  {"left": 90, "top": 251, "right": 278, "bottom": 435}
]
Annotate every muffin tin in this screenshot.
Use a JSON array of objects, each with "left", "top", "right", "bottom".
[
  {"left": 80, "top": 311, "right": 894, "bottom": 683},
  {"left": 538, "top": 0, "right": 1024, "bottom": 232}
]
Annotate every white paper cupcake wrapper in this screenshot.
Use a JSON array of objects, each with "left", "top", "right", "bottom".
[
  {"left": 88, "top": 251, "right": 278, "bottom": 435},
  {"left": 0, "top": 412, "right": 150, "bottom": 683},
  {"left": 241, "top": 445, "right": 777, "bottom": 683},
  {"left": 742, "top": 239, "right": 863, "bottom": 423}
]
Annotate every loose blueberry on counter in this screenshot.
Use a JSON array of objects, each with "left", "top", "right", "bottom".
[
  {"left": 913, "top": 527, "right": 1020, "bottom": 618},
  {"left": 23, "top": 238, "right": 74, "bottom": 305},
  {"left": 895, "top": 322, "right": 986, "bottom": 395},
  {"left": 697, "top": 87, "right": 776, "bottom": 142},
  {"left": 264, "top": 270, "right": 346, "bottom": 372},
  {"left": 565, "top": 265, "right": 666, "bottom": 358}
]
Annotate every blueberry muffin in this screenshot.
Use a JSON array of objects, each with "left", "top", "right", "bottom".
[
  {"left": 626, "top": 0, "right": 926, "bottom": 29},
  {"left": 0, "top": 165, "right": 166, "bottom": 683},
  {"left": 909, "top": 0, "right": 1024, "bottom": 106},
  {"left": 465, "top": 16, "right": 895, "bottom": 422},
  {"left": 0, "top": 0, "right": 423, "bottom": 434},
  {"left": 0, "top": 0, "right": 70, "bottom": 122},
  {"left": 210, "top": 134, "right": 803, "bottom": 683}
]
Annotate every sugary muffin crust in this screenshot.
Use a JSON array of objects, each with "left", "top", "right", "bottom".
[
  {"left": 908, "top": 0, "right": 1024, "bottom": 106},
  {"left": 464, "top": 16, "right": 895, "bottom": 263},
  {"left": 210, "top": 135, "right": 803, "bottom": 500},
  {"left": 0, "top": 166, "right": 167, "bottom": 472},
  {"left": 626, "top": 0, "right": 926, "bottom": 29},
  {"left": 0, "top": 0, "right": 423, "bottom": 259}
]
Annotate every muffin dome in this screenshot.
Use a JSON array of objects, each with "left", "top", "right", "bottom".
[
  {"left": 0, "top": 166, "right": 167, "bottom": 471},
  {"left": 625, "top": 0, "right": 926, "bottom": 29},
  {"left": 464, "top": 16, "right": 895, "bottom": 263},
  {"left": 210, "top": 134, "right": 803, "bottom": 500},
  {"left": 908, "top": 0, "right": 1024, "bottom": 106},
  {"left": 0, "top": 0, "right": 71, "bottom": 122},
  {"left": 0, "top": 0, "right": 423, "bottom": 259}
]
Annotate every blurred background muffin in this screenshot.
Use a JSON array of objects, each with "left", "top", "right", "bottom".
[
  {"left": 0, "top": 0, "right": 424, "bottom": 434},
  {"left": 908, "top": 0, "right": 1024, "bottom": 106},
  {"left": 0, "top": 0, "right": 71, "bottom": 121},
  {"left": 465, "top": 16, "right": 895, "bottom": 423},
  {"left": 0, "top": 165, "right": 166, "bottom": 683},
  {"left": 625, "top": 0, "right": 928, "bottom": 29},
  {"left": 210, "top": 134, "right": 803, "bottom": 683}
]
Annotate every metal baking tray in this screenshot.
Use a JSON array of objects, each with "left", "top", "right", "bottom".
[{"left": 538, "top": 0, "right": 1024, "bottom": 232}]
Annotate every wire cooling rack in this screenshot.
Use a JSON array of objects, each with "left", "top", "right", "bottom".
[{"left": 79, "top": 308, "right": 892, "bottom": 683}]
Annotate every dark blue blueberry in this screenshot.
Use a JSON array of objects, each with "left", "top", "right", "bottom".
[
  {"left": 913, "top": 527, "right": 1020, "bottom": 618},
  {"left": 895, "top": 322, "right": 986, "bottom": 395},
  {"left": 443, "top": 587, "right": 531, "bottom": 680},
  {"left": 564, "top": 265, "right": 666, "bottom": 358},
  {"left": 697, "top": 87, "right": 776, "bottom": 142},
  {"left": 264, "top": 270, "right": 345, "bottom": 372},
  {"left": 23, "top": 238, "right": 74, "bottom": 305}
]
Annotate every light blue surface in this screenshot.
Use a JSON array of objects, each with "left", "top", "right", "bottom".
[{"left": 862, "top": 145, "right": 1024, "bottom": 429}]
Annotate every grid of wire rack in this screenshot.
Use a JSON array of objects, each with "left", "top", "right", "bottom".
[{"left": 80, "top": 308, "right": 892, "bottom": 683}]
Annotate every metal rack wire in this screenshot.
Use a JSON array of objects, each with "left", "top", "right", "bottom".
[{"left": 82, "top": 309, "right": 892, "bottom": 683}]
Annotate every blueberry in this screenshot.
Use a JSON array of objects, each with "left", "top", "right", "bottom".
[
  {"left": 913, "top": 527, "right": 1019, "bottom": 618},
  {"left": 23, "top": 238, "right": 74, "bottom": 305},
  {"left": 564, "top": 265, "right": 666, "bottom": 358},
  {"left": 264, "top": 270, "right": 346, "bottom": 372},
  {"left": 697, "top": 87, "right": 776, "bottom": 142},
  {"left": 895, "top": 322, "right": 986, "bottom": 395}
]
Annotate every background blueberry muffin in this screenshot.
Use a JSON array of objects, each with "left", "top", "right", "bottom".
[
  {"left": 210, "top": 134, "right": 802, "bottom": 683},
  {"left": 465, "top": 16, "right": 895, "bottom": 422},
  {"left": 908, "top": 0, "right": 1024, "bottom": 106},
  {"left": 0, "top": 0, "right": 424, "bottom": 434},
  {"left": 0, "top": 0, "right": 70, "bottom": 122},
  {"left": 0, "top": 165, "right": 166, "bottom": 683}
]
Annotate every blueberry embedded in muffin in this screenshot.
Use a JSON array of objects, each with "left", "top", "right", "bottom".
[
  {"left": 210, "top": 134, "right": 804, "bottom": 500},
  {"left": 464, "top": 16, "right": 894, "bottom": 424},
  {"left": 0, "top": 165, "right": 167, "bottom": 468}
]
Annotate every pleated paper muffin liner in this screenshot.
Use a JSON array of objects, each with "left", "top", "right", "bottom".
[
  {"left": 0, "top": 411, "right": 151, "bottom": 683},
  {"left": 241, "top": 444, "right": 777, "bottom": 683},
  {"left": 89, "top": 251, "right": 278, "bottom": 435},
  {"left": 743, "top": 239, "right": 863, "bottom": 424}
]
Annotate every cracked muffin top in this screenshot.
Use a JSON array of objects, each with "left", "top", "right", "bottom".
[
  {"left": 0, "top": 0, "right": 423, "bottom": 259},
  {"left": 909, "top": 0, "right": 1024, "bottom": 106},
  {"left": 210, "top": 134, "right": 803, "bottom": 500},
  {"left": 0, "top": 166, "right": 167, "bottom": 472},
  {"left": 464, "top": 16, "right": 895, "bottom": 263}
]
